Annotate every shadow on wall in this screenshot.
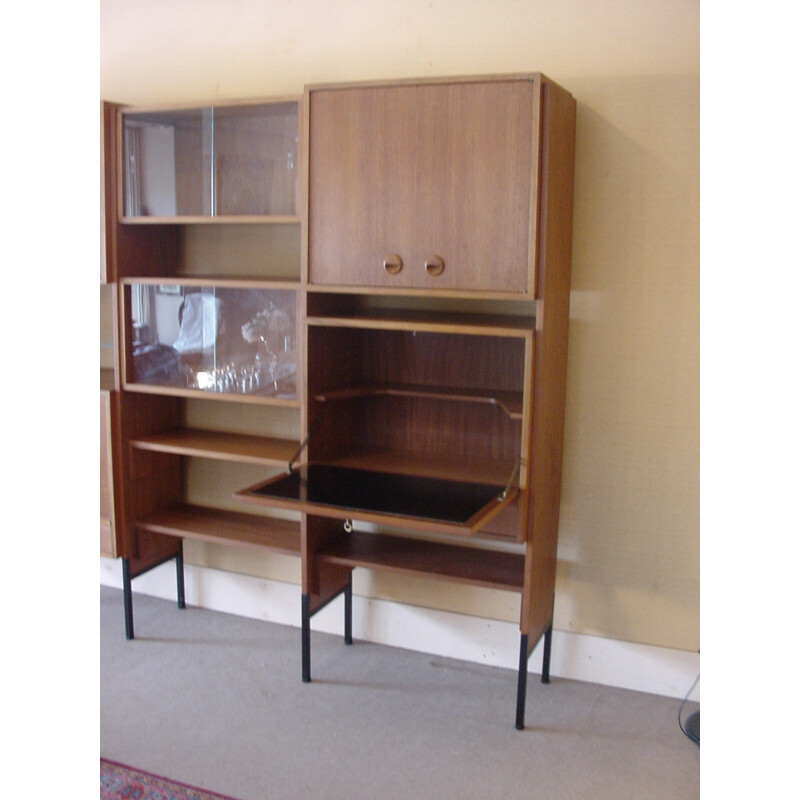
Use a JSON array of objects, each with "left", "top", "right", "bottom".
[{"left": 554, "top": 73, "right": 700, "bottom": 651}]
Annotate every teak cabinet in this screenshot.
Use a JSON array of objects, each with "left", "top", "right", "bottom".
[
  {"left": 103, "top": 74, "right": 576, "bottom": 730},
  {"left": 306, "top": 77, "right": 540, "bottom": 294}
]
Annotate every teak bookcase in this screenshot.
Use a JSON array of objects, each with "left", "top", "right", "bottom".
[{"left": 101, "top": 74, "right": 576, "bottom": 729}]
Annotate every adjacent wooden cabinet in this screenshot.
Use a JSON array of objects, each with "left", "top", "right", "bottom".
[
  {"left": 104, "top": 74, "right": 576, "bottom": 729},
  {"left": 100, "top": 370, "right": 118, "bottom": 558},
  {"left": 104, "top": 97, "right": 305, "bottom": 638}
]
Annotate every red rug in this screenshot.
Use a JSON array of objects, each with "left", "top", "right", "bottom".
[{"left": 101, "top": 759, "right": 241, "bottom": 800}]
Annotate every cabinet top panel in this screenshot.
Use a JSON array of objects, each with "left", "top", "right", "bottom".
[
  {"left": 304, "top": 73, "right": 547, "bottom": 93},
  {"left": 118, "top": 95, "right": 302, "bottom": 115}
]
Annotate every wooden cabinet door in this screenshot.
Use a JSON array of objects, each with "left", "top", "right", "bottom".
[{"left": 307, "top": 78, "right": 538, "bottom": 294}]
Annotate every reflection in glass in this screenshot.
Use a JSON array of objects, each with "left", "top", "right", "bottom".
[
  {"left": 129, "top": 284, "right": 296, "bottom": 399},
  {"left": 122, "top": 103, "right": 298, "bottom": 218}
]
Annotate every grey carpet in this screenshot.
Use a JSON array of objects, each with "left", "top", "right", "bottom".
[{"left": 100, "top": 586, "right": 699, "bottom": 799}]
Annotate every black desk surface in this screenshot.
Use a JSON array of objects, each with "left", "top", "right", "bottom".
[{"left": 249, "top": 463, "right": 505, "bottom": 525}]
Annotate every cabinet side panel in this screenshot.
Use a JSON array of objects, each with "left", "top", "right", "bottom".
[
  {"left": 116, "top": 393, "right": 183, "bottom": 562},
  {"left": 301, "top": 514, "right": 352, "bottom": 600},
  {"left": 100, "top": 390, "right": 116, "bottom": 557},
  {"left": 306, "top": 327, "right": 363, "bottom": 464},
  {"left": 521, "top": 81, "right": 576, "bottom": 641},
  {"left": 102, "top": 102, "right": 121, "bottom": 283},
  {"left": 116, "top": 225, "right": 179, "bottom": 280}
]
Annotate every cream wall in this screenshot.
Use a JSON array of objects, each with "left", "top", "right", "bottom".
[{"left": 100, "top": 0, "right": 700, "bottom": 653}]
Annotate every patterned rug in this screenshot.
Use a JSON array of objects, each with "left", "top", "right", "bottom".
[{"left": 101, "top": 759, "right": 241, "bottom": 800}]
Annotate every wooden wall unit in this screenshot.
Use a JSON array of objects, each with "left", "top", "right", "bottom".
[
  {"left": 104, "top": 96, "right": 305, "bottom": 639},
  {"left": 104, "top": 74, "right": 576, "bottom": 729}
]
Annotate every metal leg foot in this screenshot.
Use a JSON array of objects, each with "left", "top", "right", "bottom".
[
  {"left": 301, "top": 594, "right": 311, "bottom": 683},
  {"left": 541, "top": 624, "right": 552, "bottom": 684},
  {"left": 515, "top": 633, "right": 529, "bottom": 730},
  {"left": 344, "top": 578, "right": 353, "bottom": 645},
  {"left": 122, "top": 558, "right": 134, "bottom": 640},
  {"left": 176, "top": 543, "right": 186, "bottom": 610}
]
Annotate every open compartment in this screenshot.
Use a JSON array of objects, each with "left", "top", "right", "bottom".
[{"left": 238, "top": 315, "right": 532, "bottom": 538}]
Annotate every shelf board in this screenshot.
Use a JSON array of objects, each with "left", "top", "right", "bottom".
[
  {"left": 327, "top": 448, "right": 518, "bottom": 487},
  {"left": 129, "top": 427, "right": 299, "bottom": 466},
  {"left": 237, "top": 463, "right": 517, "bottom": 538},
  {"left": 318, "top": 530, "right": 524, "bottom": 592},
  {"left": 136, "top": 503, "right": 300, "bottom": 554},
  {"left": 121, "top": 275, "right": 300, "bottom": 290},
  {"left": 123, "top": 382, "right": 300, "bottom": 407},
  {"left": 314, "top": 381, "right": 523, "bottom": 420},
  {"left": 121, "top": 215, "right": 301, "bottom": 225},
  {"left": 306, "top": 309, "right": 533, "bottom": 338}
]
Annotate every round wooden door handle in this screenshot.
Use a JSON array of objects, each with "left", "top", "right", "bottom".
[
  {"left": 383, "top": 254, "right": 403, "bottom": 275},
  {"left": 424, "top": 255, "right": 445, "bottom": 276}
]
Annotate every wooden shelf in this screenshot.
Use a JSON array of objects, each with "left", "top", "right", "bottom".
[
  {"left": 136, "top": 503, "right": 300, "bottom": 554},
  {"left": 306, "top": 309, "right": 533, "bottom": 338},
  {"left": 121, "top": 275, "right": 300, "bottom": 290},
  {"left": 129, "top": 427, "right": 299, "bottom": 466},
  {"left": 318, "top": 530, "right": 524, "bottom": 592},
  {"left": 237, "top": 463, "right": 517, "bottom": 538},
  {"left": 123, "top": 383, "right": 300, "bottom": 407},
  {"left": 326, "top": 448, "right": 518, "bottom": 487},
  {"left": 314, "top": 381, "right": 523, "bottom": 420},
  {"left": 121, "top": 215, "right": 301, "bottom": 225}
]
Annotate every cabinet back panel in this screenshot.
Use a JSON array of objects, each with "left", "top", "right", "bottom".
[
  {"left": 307, "top": 325, "right": 523, "bottom": 472},
  {"left": 183, "top": 399, "right": 300, "bottom": 439},
  {"left": 361, "top": 396, "right": 520, "bottom": 463},
  {"left": 361, "top": 330, "right": 525, "bottom": 392},
  {"left": 215, "top": 104, "right": 299, "bottom": 216},
  {"left": 179, "top": 224, "right": 301, "bottom": 279},
  {"left": 174, "top": 123, "right": 206, "bottom": 215}
]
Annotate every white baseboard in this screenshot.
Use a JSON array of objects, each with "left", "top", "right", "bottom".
[{"left": 100, "top": 557, "right": 699, "bottom": 701}]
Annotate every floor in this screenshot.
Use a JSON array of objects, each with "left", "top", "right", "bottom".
[{"left": 100, "top": 586, "right": 699, "bottom": 800}]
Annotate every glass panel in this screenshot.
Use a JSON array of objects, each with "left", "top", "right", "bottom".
[
  {"left": 129, "top": 284, "right": 296, "bottom": 399},
  {"left": 215, "top": 103, "right": 298, "bottom": 216},
  {"left": 249, "top": 464, "right": 506, "bottom": 525},
  {"left": 123, "top": 109, "right": 210, "bottom": 217},
  {"left": 123, "top": 103, "right": 298, "bottom": 218}
]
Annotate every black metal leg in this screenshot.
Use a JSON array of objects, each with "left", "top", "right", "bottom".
[
  {"left": 301, "top": 594, "right": 311, "bottom": 683},
  {"left": 122, "top": 558, "right": 135, "bottom": 640},
  {"left": 176, "top": 543, "right": 186, "bottom": 610},
  {"left": 344, "top": 578, "right": 353, "bottom": 645},
  {"left": 541, "top": 624, "right": 552, "bottom": 684},
  {"left": 515, "top": 633, "right": 529, "bottom": 730}
]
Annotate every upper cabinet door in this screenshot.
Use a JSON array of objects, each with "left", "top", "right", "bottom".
[
  {"left": 307, "top": 77, "right": 540, "bottom": 295},
  {"left": 121, "top": 101, "right": 300, "bottom": 221}
]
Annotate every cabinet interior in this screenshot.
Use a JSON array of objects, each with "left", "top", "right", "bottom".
[
  {"left": 307, "top": 325, "right": 526, "bottom": 479},
  {"left": 235, "top": 318, "right": 532, "bottom": 541}
]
